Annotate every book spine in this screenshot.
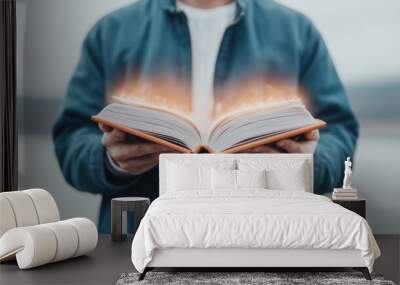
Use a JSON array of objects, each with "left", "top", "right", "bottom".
[
  {"left": 333, "top": 190, "right": 358, "bottom": 194},
  {"left": 332, "top": 194, "right": 359, "bottom": 200},
  {"left": 333, "top": 193, "right": 358, "bottom": 197}
]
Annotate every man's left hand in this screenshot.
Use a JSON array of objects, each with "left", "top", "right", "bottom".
[{"left": 245, "top": 130, "right": 320, "bottom": 154}]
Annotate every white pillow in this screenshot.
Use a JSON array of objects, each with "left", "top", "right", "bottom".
[
  {"left": 211, "top": 169, "right": 236, "bottom": 190},
  {"left": 167, "top": 163, "right": 211, "bottom": 191},
  {"left": 166, "top": 159, "right": 236, "bottom": 192},
  {"left": 267, "top": 168, "right": 306, "bottom": 191},
  {"left": 211, "top": 169, "right": 267, "bottom": 190},
  {"left": 236, "top": 169, "right": 267, "bottom": 189},
  {"left": 237, "top": 159, "right": 308, "bottom": 192}
]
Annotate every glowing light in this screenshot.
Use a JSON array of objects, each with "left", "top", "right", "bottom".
[
  {"left": 110, "top": 75, "right": 308, "bottom": 126},
  {"left": 109, "top": 74, "right": 193, "bottom": 121},
  {"left": 213, "top": 79, "right": 306, "bottom": 123}
]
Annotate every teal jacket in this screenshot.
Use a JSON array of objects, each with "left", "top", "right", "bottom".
[{"left": 53, "top": 0, "right": 359, "bottom": 233}]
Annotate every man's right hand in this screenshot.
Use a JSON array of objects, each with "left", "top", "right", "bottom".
[{"left": 99, "top": 123, "right": 174, "bottom": 175}]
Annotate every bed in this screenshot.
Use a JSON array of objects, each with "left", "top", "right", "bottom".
[{"left": 131, "top": 154, "right": 380, "bottom": 280}]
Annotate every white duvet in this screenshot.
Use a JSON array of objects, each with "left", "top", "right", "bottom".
[{"left": 131, "top": 190, "right": 380, "bottom": 273}]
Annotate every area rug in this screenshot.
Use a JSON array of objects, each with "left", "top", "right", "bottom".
[{"left": 116, "top": 272, "right": 396, "bottom": 285}]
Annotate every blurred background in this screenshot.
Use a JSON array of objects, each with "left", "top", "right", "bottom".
[{"left": 16, "top": 0, "right": 400, "bottom": 234}]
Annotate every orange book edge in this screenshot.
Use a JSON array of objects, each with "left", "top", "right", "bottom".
[
  {"left": 222, "top": 119, "right": 326, "bottom": 153},
  {"left": 92, "top": 115, "right": 326, "bottom": 154}
]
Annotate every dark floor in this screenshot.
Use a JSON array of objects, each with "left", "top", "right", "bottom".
[
  {"left": 0, "top": 235, "right": 398, "bottom": 285},
  {"left": 374, "top": 235, "right": 400, "bottom": 284}
]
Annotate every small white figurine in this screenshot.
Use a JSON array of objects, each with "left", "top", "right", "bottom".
[{"left": 342, "top": 157, "right": 353, "bottom": 189}]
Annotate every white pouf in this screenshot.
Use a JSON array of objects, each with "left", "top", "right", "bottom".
[
  {"left": 0, "top": 189, "right": 60, "bottom": 236},
  {"left": 24, "top": 189, "right": 60, "bottom": 223},
  {"left": 0, "top": 196, "right": 17, "bottom": 237},
  {"left": 0, "top": 189, "right": 98, "bottom": 269},
  {"left": 1, "top": 191, "right": 40, "bottom": 227},
  {"left": 0, "top": 218, "right": 98, "bottom": 269}
]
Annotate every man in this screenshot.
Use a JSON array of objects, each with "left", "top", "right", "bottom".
[{"left": 53, "top": 0, "right": 359, "bottom": 233}]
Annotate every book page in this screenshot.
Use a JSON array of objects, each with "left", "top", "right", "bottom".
[
  {"left": 96, "top": 103, "right": 202, "bottom": 150},
  {"left": 208, "top": 101, "right": 318, "bottom": 152}
]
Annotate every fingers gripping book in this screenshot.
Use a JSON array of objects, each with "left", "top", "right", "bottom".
[{"left": 92, "top": 99, "right": 326, "bottom": 154}]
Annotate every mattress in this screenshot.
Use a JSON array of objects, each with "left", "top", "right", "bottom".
[{"left": 131, "top": 190, "right": 380, "bottom": 273}]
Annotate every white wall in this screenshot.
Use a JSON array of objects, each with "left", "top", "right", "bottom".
[
  {"left": 17, "top": 0, "right": 400, "bottom": 233},
  {"left": 279, "top": 0, "right": 400, "bottom": 85},
  {"left": 19, "top": 0, "right": 133, "bottom": 98},
  {"left": 17, "top": 0, "right": 134, "bottom": 223}
]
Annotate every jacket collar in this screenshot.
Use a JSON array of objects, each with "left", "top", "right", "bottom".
[{"left": 162, "top": 0, "right": 246, "bottom": 22}]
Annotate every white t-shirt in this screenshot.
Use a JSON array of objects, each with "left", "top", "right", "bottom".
[
  {"left": 177, "top": 1, "right": 236, "bottom": 136},
  {"left": 108, "top": 2, "right": 236, "bottom": 174}
]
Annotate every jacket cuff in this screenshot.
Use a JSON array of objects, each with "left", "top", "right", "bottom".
[
  {"left": 105, "top": 151, "right": 134, "bottom": 178},
  {"left": 89, "top": 137, "right": 140, "bottom": 195}
]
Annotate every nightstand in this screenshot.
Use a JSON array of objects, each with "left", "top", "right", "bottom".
[
  {"left": 111, "top": 197, "right": 150, "bottom": 242},
  {"left": 332, "top": 198, "right": 366, "bottom": 218}
]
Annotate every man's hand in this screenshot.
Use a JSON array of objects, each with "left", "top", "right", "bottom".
[
  {"left": 99, "top": 123, "right": 175, "bottom": 175},
  {"left": 245, "top": 130, "right": 320, "bottom": 154}
]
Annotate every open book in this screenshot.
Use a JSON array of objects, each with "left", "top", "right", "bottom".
[{"left": 92, "top": 100, "right": 326, "bottom": 153}]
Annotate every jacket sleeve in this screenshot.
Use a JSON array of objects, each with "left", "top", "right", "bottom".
[
  {"left": 299, "top": 21, "right": 359, "bottom": 194},
  {"left": 52, "top": 23, "right": 140, "bottom": 196}
]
